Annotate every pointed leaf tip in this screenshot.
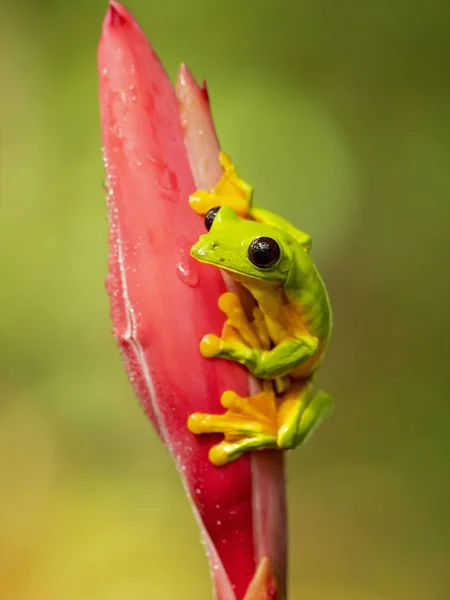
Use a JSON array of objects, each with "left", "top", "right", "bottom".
[
  {"left": 106, "top": 1, "right": 127, "bottom": 27},
  {"left": 176, "top": 64, "right": 223, "bottom": 190},
  {"left": 201, "top": 79, "right": 210, "bottom": 104}
]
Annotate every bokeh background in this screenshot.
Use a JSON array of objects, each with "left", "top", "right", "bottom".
[{"left": 1, "top": 0, "right": 449, "bottom": 598}]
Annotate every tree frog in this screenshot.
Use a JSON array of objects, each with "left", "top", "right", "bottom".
[{"left": 187, "top": 153, "right": 333, "bottom": 465}]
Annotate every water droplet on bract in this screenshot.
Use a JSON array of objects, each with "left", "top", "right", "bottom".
[
  {"left": 216, "top": 520, "right": 222, "bottom": 526},
  {"left": 130, "top": 147, "right": 143, "bottom": 167},
  {"left": 128, "top": 84, "right": 137, "bottom": 102},
  {"left": 213, "top": 564, "right": 219, "bottom": 571},
  {"left": 114, "top": 123, "right": 126, "bottom": 138},
  {"left": 195, "top": 488, "right": 201, "bottom": 495},
  {"left": 101, "top": 146, "right": 108, "bottom": 168},
  {"left": 157, "top": 167, "right": 179, "bottom": 203},
  {"left": 149, "top": 155, "right": 179, "bottom": 202},
  {"left": 176, "top": 259, "right": 199, "bottom": 288}
]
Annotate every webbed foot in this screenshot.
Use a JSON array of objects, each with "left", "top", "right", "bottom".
[
  {"left": 189, "top": 152, "right": 253, "bottom": 218},
  {"left": 200, "top": 291, "right": 271, "bottom": 364},
  {"left": 188, "top": 388, "right": 278, "bottom": 465},
  {"left": 188, "top": 381, "right": 333, "bottom": 465}
]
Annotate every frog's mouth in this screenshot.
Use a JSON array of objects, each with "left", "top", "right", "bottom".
[{"left": 190, "top": 241, "right": 246, "bottom": 274}]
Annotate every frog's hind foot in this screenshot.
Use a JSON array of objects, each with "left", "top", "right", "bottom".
[
  {"left": 188, "top": 383, "right": 333, "bottom": 465},
  {"left": 187, "top": 388, "right": 278, "bottom": 465},
  {"left": 209, "top": 435, "right": 278, "bottom": 466},
  {"left": 189, "top": 152, "right": 253, "bottom": 218}
]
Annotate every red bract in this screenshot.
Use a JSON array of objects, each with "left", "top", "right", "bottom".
[{"left": 98, "top": 3, "right": 286, "bottom": 598}]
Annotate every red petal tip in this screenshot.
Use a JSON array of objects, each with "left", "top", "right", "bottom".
[
  {"left": 106, "top": 1, "right": 127, "bottom": 27},
  {"left": 200, "top": 79, "right": 210, "bottom": 104}
]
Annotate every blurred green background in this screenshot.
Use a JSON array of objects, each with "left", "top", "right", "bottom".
[{"left": 1, "top": 0, "right": 449, "bottom": 598}]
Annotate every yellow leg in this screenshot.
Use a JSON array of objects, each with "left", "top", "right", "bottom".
[
  {"left": 209, "top": 435, "right": 278, "bottom": 466},
  {"left": 251, "top": 305, "right": 271, "bottom": 350},
  {"left": 219, "top": 292, "right": 262, "bottom": 349},
  {"left": 187, "top": 388, "right": 279, "bottom": 465},
  {"left": 187, "top": 381, "right": 333, "bottom": 465},
  {"left": 189, "top": 152, "right": 253, "bottom": 217},
  {"left": 200, "top": 291, "right": 272, "bottom": 363},
  {"left": 277, "top": 381, "right": 333, "bottom": 449},
  {"left": 188, "top": 389, "right": 277, "bottom": 437}
]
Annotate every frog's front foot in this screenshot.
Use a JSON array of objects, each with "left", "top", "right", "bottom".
[
  {"left": 200, "top": 291, "right": 270, "bottom": 364},
  {"left": 200, "top": 333, "right": 258, "bottom": 374}
]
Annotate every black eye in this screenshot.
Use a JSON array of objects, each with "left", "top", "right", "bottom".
[
  {"left": 204, "top": 206, "right": 221, "bottom": 231},
  {"left": 248, "top": 237, "right": 281, "bottom": 268}
]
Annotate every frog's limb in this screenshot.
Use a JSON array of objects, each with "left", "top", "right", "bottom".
[
  {"left": 209, "top": 435, "right": 278, "bottom": 466},
  {"left": 189, "top": 389, "right": 276, "bottom": 436},
  {"left": 189, "top": 152, "right": 253, "bottom": 218},
  {"left": 276, "top": 381, "right": 333, "bottom": 449},
  {"left": 200, "top": 334, "right": 319, "bottom": 379},
  {"left": 295, "top": 390, "right": 333, "bottom": 444},
  {"left": 218, "top": 292, "right": 261, "bottom": 349},
  {"left": 216, "top": 291, "right": 272, "bottom": 353},
  {"left": 187, "top": 383, "right": 332, "bottom": 465},
  {"left": 188, "top": 388, "right": 279, "bottom": 465},
  {"left": 252, "top": 305, "right": 271, "bottom": 350}
]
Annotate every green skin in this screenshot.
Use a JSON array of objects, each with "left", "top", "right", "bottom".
[{"left": 190, "top": 206, "right": 333, "bottom": 453}]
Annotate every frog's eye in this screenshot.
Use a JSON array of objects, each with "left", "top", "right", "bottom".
[
  {"left": 204, "top": 206, "right": 221, "bottom": 231},
  {"left": 248, "top": 236, "right": 281, "bottom": 268}
]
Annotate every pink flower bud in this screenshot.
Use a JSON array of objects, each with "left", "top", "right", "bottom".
[{"left": 98, "top": 3, "right": 286, "bottom": 597}]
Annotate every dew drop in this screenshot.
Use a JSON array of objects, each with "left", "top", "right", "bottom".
[
  {"left": 216, "top": 520, "right": 222, "bottom": 526},
  {"left": 149, "top": 155, "right": 179, "bottom": 202},
  {"left": 157, "top": 167, "right": 179, "bottom": 202},
  {"left": 111, "top": 123, "right": 124, "bottom": 138},
  {"left": 130, "top": 147, "right": 143, "bottom": 167},
  {"left": 195, "top": 488, "right": 201, "bottom": 495},
  {"left": 176, "top": 259, "right": 200, "bottom": 287},
  {"left": 128, "top": 84, "right": 137, "bottom": 102}
]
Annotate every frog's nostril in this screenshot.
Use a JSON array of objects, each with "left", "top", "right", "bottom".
[{"left": 210, "top": 242, "right": 218, "bottom": 249}]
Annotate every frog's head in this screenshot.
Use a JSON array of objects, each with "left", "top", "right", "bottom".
[{"left": 191, "top": 206, "right": 296, "bottom": 284}]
